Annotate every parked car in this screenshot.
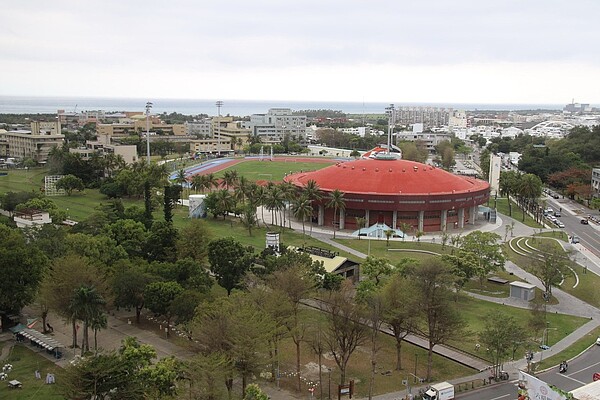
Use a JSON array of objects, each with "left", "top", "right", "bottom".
[
  {"left": 581, "top": 219, "right": 589, "bottom": 225},
  {"left": 556, "top": 222, "right": 565, "bottom": 228},
  {"left": 554, "top": 211, "right": 561, "bottom": 217},
  {"left": 572, "top": 236, "right": 580, "bottom": 244}
]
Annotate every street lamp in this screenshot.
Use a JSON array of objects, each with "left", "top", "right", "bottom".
[
  {"left": 216, "top": 101, "right": 223, "bottom": 156},
  {"left": 539, "top": 326, "right": 557, "bottom": 363},
  {"left": 145, "top": 102, "right": 153, "bottom": 165}
]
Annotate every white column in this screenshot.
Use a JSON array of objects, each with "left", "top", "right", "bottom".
[
  {"left": 392, "top": 210, "right": 398, "bottom": 229},
  {"left": 470, "top": 206, "right": 477, "bottom": 225},
  {"left": 339, "top": 209, "right": 345, "bottom": 230},
  {"left": 440, "top": 209, "right": 447, "bottom": 232},
  {"left": 418, "top": 210, "right": 424, "bottom": 232},
  {"left": 458, "top": 208, "right": 465, "bottom": 228},
  {"left": 365, "top": 209, "right": 370, "bottom": 227},
  {"left": 318, "top": 204, "right": 324, "bottom": 226}
]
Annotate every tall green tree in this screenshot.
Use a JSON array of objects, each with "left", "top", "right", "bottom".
[
  {"left": 56, "top": 174, "right": 85, "bottom": 195},
  {"left": 412, "top": 258, "right": 466, "bottom": 381},
  {"left": 460, "top": 231, "right": 505, "bottom": 285},
  {"left": 530, "top": 240, "right": 573, "bottom": 296},
  {"left": 144, "top": 281, "right": 184, "bottom": 338},
  {"left": 208, "top": 237, "right": 255, "bottom": 295},
  {"left": 0, "top": 225, "right": 48, "bottom": 327},
  {"left": 327, "top": 189, "right": 346, "bottom": 239},
  {"left": 69, "top": 285, "right": 106, "bottom": 354}
]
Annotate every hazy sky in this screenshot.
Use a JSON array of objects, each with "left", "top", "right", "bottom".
[{"left": 2, "top": 0, "right": 599, "bottom": 105}]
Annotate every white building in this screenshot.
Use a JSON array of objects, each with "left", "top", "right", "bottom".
[
  {"left": 592, "top": 167, "right": 600, "bottom": 198},
  {"left": 185, "top": 120, "right": 212, "bottom": 137},
  {"left": 340, "top": 127, "right": 371, "bottom": 137},
  {"left": 243, "top": 108, "right": 307, "bottom": 144}
]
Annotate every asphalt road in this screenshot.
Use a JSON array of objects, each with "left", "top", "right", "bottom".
[
  {"left": 458, "top": 345, "right": 600, "bottom": 399},
  {"left": 545, "top": 195, "right": 600, "bottom": 261}
]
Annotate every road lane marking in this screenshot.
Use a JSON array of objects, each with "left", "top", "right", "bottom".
[
  {"left": 569, "top": 360, "right": 600, "bottom": 375},
  {"left": 560, "top": 374, "right": 586, "bottom": 385},
  {"left": 490, "top": 394, "right": 511, "bottom": 400}
]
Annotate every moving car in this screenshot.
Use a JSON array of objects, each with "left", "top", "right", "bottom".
[
  {"left": 581, "top": 219, "right": 589, "bottom": 225},
  {"left": 572, "top": 236, "right": 580, "bottom": 244}
]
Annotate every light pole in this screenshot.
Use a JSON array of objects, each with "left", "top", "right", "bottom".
[
  {"left": 216, "top": 101, "right": 223, "bottom": 156},
  {"left": 145, "top": 102, "right": 153, "bottom": 165},
  {"left": 540, "top": 327, "right": 557, "bottom": 363}
]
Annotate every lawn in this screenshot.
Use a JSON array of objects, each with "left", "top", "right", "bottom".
[
  {"left": 535, "top": 325, "right": 600, "bottom": 371},
  {"left": 335, "top": 237, "right": 452, "bottom": 264},
  {"left": 505, "top": 236, "right": 600, "bottom": 308},
  {"left": 275, "top": 309, "right": 473, "bottom": 398},
  {"left": 495, "top": 197, "right": 542, "bottom": 228},
  {"left": 446, "top": 295, "right": 589, "bottom": 361},
  {"left": 0, "top": 345, "right": 63, "bottom": 400},
  {"left": 214, "top": 159, "right": 334, "bottom": 182}
]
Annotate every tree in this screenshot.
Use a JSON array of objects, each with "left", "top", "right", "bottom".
[
  {"left": 144, "top": 281, "right": 185, "bottom": 337},
  {"left": 323, "top": 281, "right": 369, "bottom": 384},
  {"left": 355, "top": 216, "right": 366, "bottom": 239},
  {"left": 56, "top": 174, "right": 85, "bottom": 195},
  {"left": 269, "top": 266, "right": 317, "bottom": 391},
  {"left": 412, "top": 258, "right": 466, "bottom": 381},
  {"left": 303, "top": 179, "right": 322, "bottom": 235},
  {"left": 499, "top": 170, "right": 520, "bottom": 216},
  {"left": 291, "top": 196, "right": 313, "bottom": 236},
  {"left": 177, "top": 219, "right": 212, "bottom": 263},
  {"left": 112, "top": 260, "right": 154, "bottom": 323},
  {"left": 517, "top": 173, "right": 543, "bottom": 222},
  {"left": 145, "top": 220, "right": 179, "bottom": 262},
  {"left": 244, "top": 384, "right": 269, "bottom": 400},
  {"left": 183, "top": 353, "right": 232, "bottom": 400},
  {"left": 192, "top": 294, "right": 273, "bottom": 398},
  {"left": 0, "top": 225, "right": 48, "bottom": 328},
  {"left": 460, "top": 231, "right": 505, "bottom": 285},
  {"left": 530, "top": 240, "right": 572, "bottom": 296},
  {"left": 105, "top": 219, "right": 148, "bottom": 258},
  {"left": 327, "top": 189, "right": 346, "bottom": 239},
  {"left": 69, "top": 285, "right": 106, "bottom": 354},
  {"left": 208, "top": 237, "right": 255, "bottom": 295},
  {"left": 239, "top": 204, "right": 258, "bottom": 236},
  {"left": 382, "top": 274, "right": 417, "bottom": 370},
  {"left": 40, "top": 255, "right": 111, "bottom": 349},
  {"left": 361, "top": 256, "right": 393, "bottom": 286},
  {"left": 384, "top": 229, "right": 394, "bottom": 246},
  {"left": 479, "top": 312, "right": 520, "bottom": 379},
  {"left": 398, "top": 222, "right": 412, "bottom": 241}
]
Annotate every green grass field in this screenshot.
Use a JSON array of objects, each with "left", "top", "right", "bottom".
[
  {"left": 213, "top": 159, "right": 334, "bottom": 182},
  {"left": 0, "top": 345, "right": 63, "bottom": 400},
  {"left": 495, "top": 197, "right": 542, "bottom": 228}
]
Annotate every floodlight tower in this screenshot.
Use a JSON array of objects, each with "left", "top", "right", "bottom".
[
  {"left": 145, "top": 102, "right": 153, "bottom": 165},
  {"left": 216, "top": 101, "right": 223, "bottom": 156},
  {"left": 385, "top": 104, "right": 395, "bottom": 154}
]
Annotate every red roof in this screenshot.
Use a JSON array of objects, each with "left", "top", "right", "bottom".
[{"left": 284, "top": 158, "right": 489, "bottom": 196}]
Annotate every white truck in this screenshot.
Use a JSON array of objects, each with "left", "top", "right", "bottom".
[{"left": 422, "top": 381, "right": 455, "bottom": 400}]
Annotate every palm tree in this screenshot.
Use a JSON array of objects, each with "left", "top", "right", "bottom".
[
  {"left": 398, "top": 222, "right": 412, "bottom": 242},
  {"left": 69, "top": 285, "right": 106, "bottom": 355},
  {"left": 214, "top": 189, "right": 234, "bottom": 219},
  {"left": 204, "top": 173, "right": 219, "bottom": 192},
  {"left": 385, "top": 229, "right": 394, "bottom": 247},
  {"left": 499, "top": 170, "right": 519, "bottom": 216},
  {"left": 327, "top": 189, "right": 346, "bottom": 239},
  {"left": 292, "top": 196, "right": 313, "bottom": 236},
  {"left": 517, "top": 173, "right": 543, "bottom": 222},
  {"left": 175, "top": 169, "right": 188, "bottom": 198},
  {"left": 89, "top": 312, "right": 108, "bottom": 354},
  {"left": 191, "top": 174, "right": 206, "bottom": 194},
  {"left": 303, "top": 179, "right": 322, "bottom": 235},
  {"left": 222, "top": 170, "right": 239, "bottom": 190},
  {"left": 263, "top": 183, "right": 285, "bottom": 227},
  {"left": 278, "top": 181, "right": 296, "bottom": 228}
]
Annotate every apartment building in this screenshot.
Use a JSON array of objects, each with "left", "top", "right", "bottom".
[
  {"left": 394, "top": 106, "right": 453, "bottom": 128},
  {"left": 189, "top": 137, "right": 233, "bottom": 155},
  {"left": 243, "top": 108, "right": 307, "bottom": 144},
  {"left": 592, "top": 167, "right": 600, "bottom": 198},
  {"left": 0, "top": 121, "right": 65, "bottom": 162}
]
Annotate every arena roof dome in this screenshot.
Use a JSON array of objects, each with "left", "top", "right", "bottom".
[{"left": 285, "top": 158, "right": 489, "bottom": 196}]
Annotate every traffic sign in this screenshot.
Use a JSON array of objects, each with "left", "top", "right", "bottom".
[{"left": 593, "top": 372, "right": 600, "bottom": 381}]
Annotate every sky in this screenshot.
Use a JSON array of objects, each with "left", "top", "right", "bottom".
[{"left": 1, "top": 0, "right": 600, "bottom": 105}]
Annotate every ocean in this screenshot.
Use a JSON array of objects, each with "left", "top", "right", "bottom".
[{"left": 0, "top": 95, "right": 563, "bottom": 116}]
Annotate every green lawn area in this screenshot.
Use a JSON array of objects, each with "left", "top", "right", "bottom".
[
  {"left": 334, "top": 237, "right": 452, "bottom": 263},
  {"left": 0, "top": 345, "right": 63, "bottom": 399},
  {"left": 214, "top": 159, "right": 334, "bottom": 181},
  {"left": 446, "top": 295, "right": 589, "bottom": 362},
  {"left": 495, "top": 197, "right": 542, "bottom": 228},
  {"left": 506, "top": 236, "right": 600, "bottom": 308},
  {"left": 463, "top": 270, "right": 519, "bottom": 298},
  {"left": 536, "top": 325, "right": 600, "bottom": 371},
  {"left": 535, "top": 230, "right": 568, "bottom": 242},
  {"left": 276, "top": 309, "right": 473, "bottom": 397}
]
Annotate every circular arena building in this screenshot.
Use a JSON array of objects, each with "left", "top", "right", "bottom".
[{"left": 284, "top": 156, "right": 490, "bottom": 233}]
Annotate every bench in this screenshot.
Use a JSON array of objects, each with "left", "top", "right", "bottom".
[{"left": 487, "top": 276, "right": 509, "bottom": 285}]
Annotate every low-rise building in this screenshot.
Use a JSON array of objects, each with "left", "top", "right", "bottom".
[
  {"left": 243, "top": 108, "right": 307, "bottom": 144},
  {"left": 13, "top": 209, "right": 52, "bottom": 228},
  {"left": 592, "top": 167, "right": 600, "bottom": 198},
  {"left": 190, "top": 137, "right": 233, "bottom": 155},
  {"left": 0, "top": 121, "right": 65, "bottom": 163}
]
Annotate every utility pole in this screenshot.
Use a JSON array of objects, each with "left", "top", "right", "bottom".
[
  {"left": 216, "top": 101, "right": 223, "bottom": 156},
  {"left": 145, "top": 102, "right": 153, "bottom": 165}
]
